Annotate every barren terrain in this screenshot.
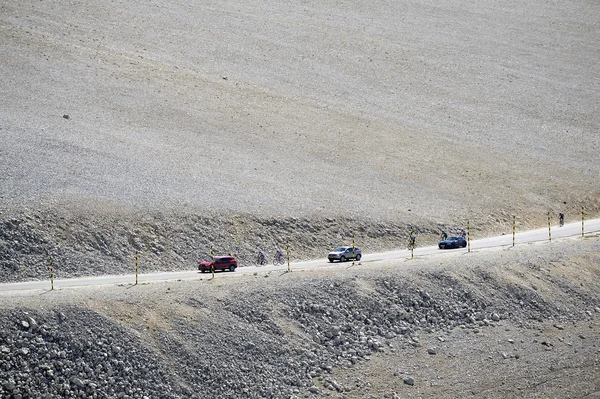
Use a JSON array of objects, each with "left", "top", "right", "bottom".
[
  {"left": 1, "top": 0, "right": 599, "bottom": 397},
  {"left": 1, "top": 0, "right": 599, "bottom": 222},
  {"left": 1, "top": 237, "right": 599, "bottom": 398},
  {"left": 1, "top": 0, "right": 600, "bottom": 280}
]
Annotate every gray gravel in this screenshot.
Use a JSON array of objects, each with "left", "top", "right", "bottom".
[
  {"left": 1, "top": 0, "right": 599, "bottom": 397},
  {"left": 1, "top": 238, "right": 598, "bottom": 398},
  {"left": 1, "top": 0, "right": 599, "bottom": 224}
]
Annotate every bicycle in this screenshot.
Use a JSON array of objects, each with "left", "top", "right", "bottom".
[{"left": 273, "top": 250, "right": 286, "bottom": 266}]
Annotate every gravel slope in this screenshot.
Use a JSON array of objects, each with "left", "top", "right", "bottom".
[
  {"left": 0, "top": 237, "right": 598, "bottom": 398},
  {"left": 1, "top": 0, "right": 599, "bottom": 221},
  {"left": 1, "top": 2, "right": 599, "bottom": 396},
  {"left": 1, "top": 0, "right": 599, "bottom": 281}
]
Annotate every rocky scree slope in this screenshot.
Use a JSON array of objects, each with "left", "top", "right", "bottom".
[{"left": 0, "top": 240, "right": 598, "bottom": 398}]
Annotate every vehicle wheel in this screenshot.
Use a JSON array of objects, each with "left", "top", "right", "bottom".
[
  {"left": 340, "top": 256, "right": 346, "bottom": 262},
  {"left": 329, "top": 259, "right": 334, "bottom": 263},
  {"left": 462, "top": 242, "right": 467, "bottom": 248},
  {"left": 439, "top": 245, "right": 444, "bottom": 249},
  {"left": 229, "top": 265, "right": 235, "bottom": 272},
  {"left": 200, "top": 269, "right": 206, "bottom": 273},
  {"left": 355, "top": 254, "right": 361, "bottom": 261}
]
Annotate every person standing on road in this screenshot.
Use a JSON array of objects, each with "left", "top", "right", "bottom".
[
  {"left": 440, "top": 230, "right": 448, "bottom": 240},
  {"left": 461, "top": 229, "right": 467, "bottom": 239}
]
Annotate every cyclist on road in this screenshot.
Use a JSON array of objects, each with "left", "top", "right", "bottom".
[
  {"left": 257, "top": 250, "right": 266, "bottom": 266},
  {"left": 274, "top": 249, "right": 285, "bottom": 265},
  {"left": 559, "top": 212, "right": 565, "bottom": 227}
]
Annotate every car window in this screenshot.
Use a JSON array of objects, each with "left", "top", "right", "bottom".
[{"left": 334, "top": 247, "right": 346, "bottom": 252}]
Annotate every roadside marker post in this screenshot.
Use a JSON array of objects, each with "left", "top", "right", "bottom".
[
  {"left": 409, "top": 228, "right": 415, "bottom": 259},
  {"left": 512, "top": 216, "right": 516, "bottom": 247},
  {"left": 49, "top": 259, "right": 54, "bottom": 291},
  {"left": 582, "top": 207, "right": 585, "bottom": 237},
  {"left": 210, "top": 246, "right": 215, "bottom": 278},
  {"left": 467, "top": 222, "right": 471, "bottom": 253},
  {"left": 286, "top": 243, "right": 290, "bottom": 272},
  {"left": 135, "top": 252, "right": 139, "bottom": 285},
  {"left": 547, "top": 212, "right": 552, "bottom": 242},
  {"left": 352, "top": 236, "right": 355, "bottom": 266}
]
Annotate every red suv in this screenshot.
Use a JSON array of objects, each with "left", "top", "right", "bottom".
[{"left": 199, "top": 256, "right": 238, "bottom": 273}]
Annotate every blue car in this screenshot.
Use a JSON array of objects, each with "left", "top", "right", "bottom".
[{"left": 438, "top": 236, "right": 467, "bottom": 249}]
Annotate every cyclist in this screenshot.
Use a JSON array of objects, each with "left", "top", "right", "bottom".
[
  {"left": 274, "top": 249, "right": 285, "bottom": 265},
  {"left": 559, "top": 212, "right": 565, "bottom": 227},
  {"left": 461, "top": 229, "right": 467, "bottom": 239},
  {"left": 257, "top": 250, "right": 266, "bottom": 266}
]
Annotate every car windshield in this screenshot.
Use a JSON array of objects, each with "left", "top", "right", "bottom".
[
  {"left": 449, "top": 236, "right": 460, "bottom": 240},
  {"left": 333, "top": 247, "right": 347, "bottom": 252}
]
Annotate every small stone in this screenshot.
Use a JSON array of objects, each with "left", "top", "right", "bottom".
[
  {"left": 491, "top": 313, "right": 500, "bottom": 322},
  {"left": 437, "top": 337, "right": 445, "bottom": 342},
  {"left": 501, "top": 352, "right": 508, "bottom": 359},
  {"left": 18, "top": 348, "right": 30, "bottom": 355},
  {"left": 508, "top": 339, "right": 514, "bottom": 344},
  {"left": 21, "top": 320, "right": 30, "bottom": 329},
  {"left": 579, "top": 334, "right": 586, "bottom": 339},
  {"left": 403, "top": 376, "right": 415, "bottom": 386},
  {"left": 553, "top": 324, "right": 564, "bottom": 330},
  {"left": 70, "top": 377, "right": 85, "bottom": 388},
  {"left": 62, "top": 114, "right": 70, "bottom": 119},
  {"left": 427, "top": 348, "right": 437, "bottom": 355},
  {"left": 0, "top": 345, "right": 10, "bottom": 354},
  {"left": 3, "top": 380, "right": 16, "bottom": 391},
  {"left": 27, "top": 316, "right": 38, "bottom": 330},
  {"left": 308, "top": 386, "right": 320, "bottom": 394}
]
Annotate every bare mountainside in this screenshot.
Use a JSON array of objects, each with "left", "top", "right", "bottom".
[
  {"left": 1, "top": 0, "right": 599, "bottom": 281},
  {"left": 1, "top": 0, "right": 599, "bottom": 221},
  {"left": 1, "top": 237, "right": 599, "bottom": 398}
]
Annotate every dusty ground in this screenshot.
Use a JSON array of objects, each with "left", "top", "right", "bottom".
[
  {"left": 0, "top": 237, "right": 598, "bottom": 398},
  {"left": 1, "top": 0, "right": 599, "bottom": 223},
  {"left": 1, "top": 0, "right": 599, "bottom": 397},
  {"left": 1, "top": 0, "right": 599, "bottom": 279}
]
